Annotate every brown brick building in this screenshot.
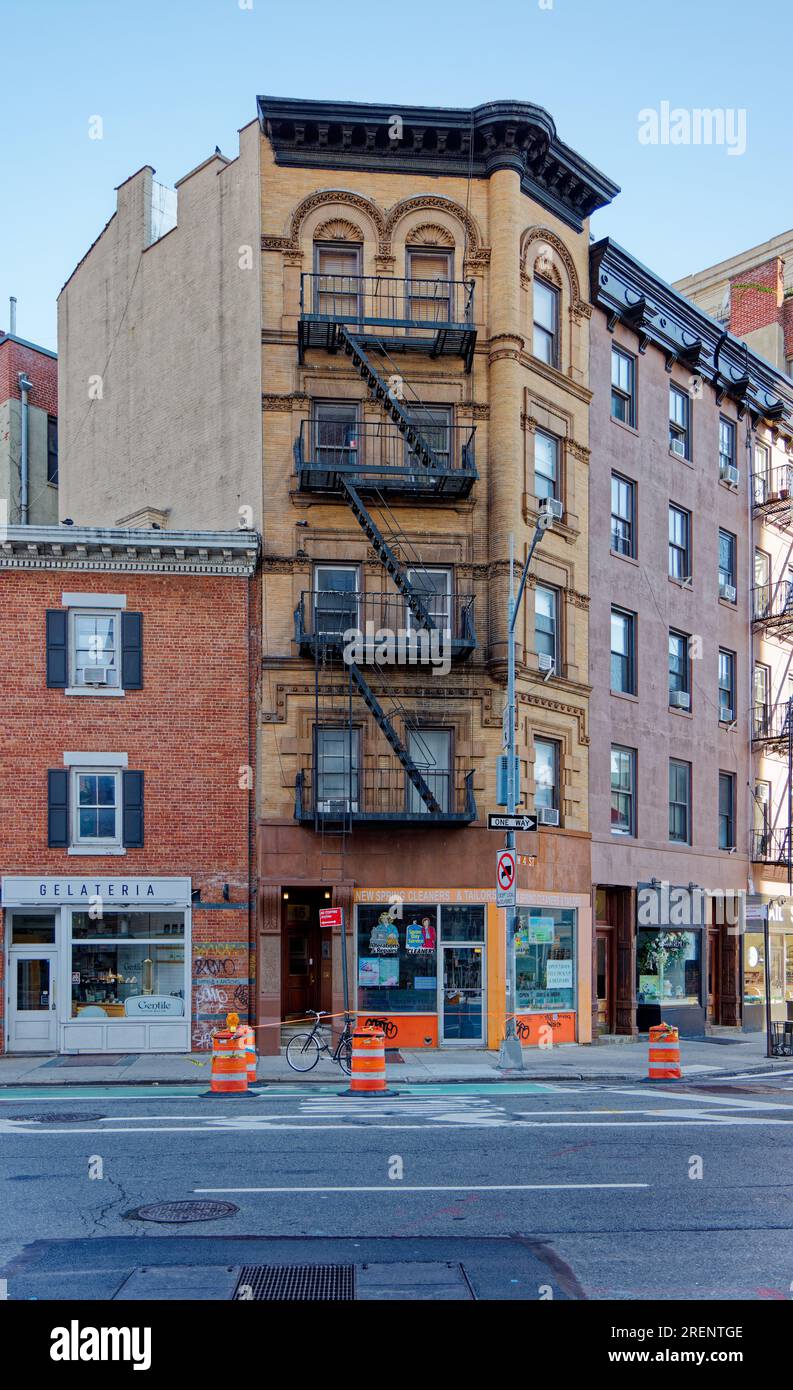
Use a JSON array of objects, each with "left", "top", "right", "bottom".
[
  {"left": 255, "top": 98, "right": 617, "bottom": 1051},
  {"left": 0, "top": 525, "right": 259, "bottom": 1056}
]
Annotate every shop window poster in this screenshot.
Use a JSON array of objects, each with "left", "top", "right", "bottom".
[
  {"left": 368, "top": 911, "right": 400, "bottom": 955},
  {"left": 358, "top": 958, "right": 380, "bottom": 988},
  {"left": 405, "top": 915, "right": 437, "bottom": 953},
  {"left": 379, "top": 959, "right": 399, "bottom": 988}
]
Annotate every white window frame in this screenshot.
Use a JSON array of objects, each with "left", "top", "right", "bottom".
[
  {"left": 67, "top": 607, "right": 124, "bottom": 697},
  {"left": 69, "top": 766, "right": 123, "bottom": 855}
]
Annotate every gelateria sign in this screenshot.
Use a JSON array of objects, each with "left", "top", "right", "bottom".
[{"left": 1, "top": 877, "right": 192, "bottom": 907}]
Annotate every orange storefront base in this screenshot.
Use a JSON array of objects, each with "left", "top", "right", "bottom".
[
  {"left": 515, "top": 1012, "right": 576, "bottom": 1046},
  {"left": 354, "top": 1013, "right": 438, "bottom": 1048}
]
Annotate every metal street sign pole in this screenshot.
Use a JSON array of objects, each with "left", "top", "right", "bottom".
[{"left": 497, "top": 512, "right": 555, "bottom": 1073}]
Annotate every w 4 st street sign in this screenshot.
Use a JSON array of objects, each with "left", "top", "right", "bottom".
[{"left": 488, "top": 813, "right": 538, "bottom": 833}]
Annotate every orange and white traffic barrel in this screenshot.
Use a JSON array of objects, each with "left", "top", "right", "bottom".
[
  {"left": 342, "top": 1027, "right": 394, "bottom": 1097},
  {"left": 209, "top": 1028, "right": 249, "bottom": 1094},
  {"left": 648, "top": 1022, "right": 681, "bottom": 1080},
  {"left": 240, "top": 1023, "right": 257, "bottom": 1084}
]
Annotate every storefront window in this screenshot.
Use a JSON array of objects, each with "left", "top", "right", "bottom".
[
  {"left": 514, "top": 908, "right": 575, "bottom": 1011},
  {"left": 357, "top": 904, "right": 438, "bottom": 1013},
  {"left": 637, "top": 929, "right": 701, "bottom": 1006},
  {"left": 71, "top": 911, "right": 186, "bottom": 1019},
  {"left": 440, "top": 906, "right": 485, "bottom": 941},
  {"left": 71, "top": 912, "right": 185, "bottom": 939},
  {"left": 743, "top": 933, "right": 765, "bottom": 1007},
  {"left": 11, "top": 914, "right": 56, "bottom": 944}
]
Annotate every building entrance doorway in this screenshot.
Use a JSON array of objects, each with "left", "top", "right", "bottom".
[
  {"left": 596, "top": 929, "right": 614, "bottom": 1035},
  {"left": 707, "top": 928, "right": 721, "bottom": 1023},
  {"left": 281, "top": 889, "right": 332, "bottom": 1021}
]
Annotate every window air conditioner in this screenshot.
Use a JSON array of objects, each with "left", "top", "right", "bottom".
[
  {"left": 719, "top": 705, "right": 735, "bottom": 723},
  {"left": 82, "top": 666, "right": 109, "bottom": 685},
  {"left": 319, "top": 798, "right": 358, "bottom": 816},
  {"left": 538, "top": 653, "right": 556, "bottom": 674},
  {"left": 670, "top": 437, "right": 686, "bottom": 458},
  {"left": 537, "top": 807, "right": 560, "bottom": 826},
  {"left": 720, "top": 461, "right": 740, "bottom": 487},
  {"left": 669, "top": 690, "right": 691, "bottom": 710},
  {"left": 719, "top": 579, "right": 737, "bottom": 603}
]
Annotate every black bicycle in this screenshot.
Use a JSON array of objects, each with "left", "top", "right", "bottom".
[{"left": 285, "top": 1010, "right": 354, "bottom": 1075}]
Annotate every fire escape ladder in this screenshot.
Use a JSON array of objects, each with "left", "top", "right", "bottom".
[
  {"left": 347, "top": 661, "right": 442, "bottom": 814},
  {"left": 337, "top": 326, "right": 441, "bottom": 472},
  {"left": 338, "top": 476, "right": 436, "bottom": 632}
]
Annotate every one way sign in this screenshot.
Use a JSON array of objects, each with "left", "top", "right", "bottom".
[
  {"left": 488, "top": 813, "right": 538, "bottom": 833},
  {"left": 496, "top": 848, "right": 517, "bottom": 907}
]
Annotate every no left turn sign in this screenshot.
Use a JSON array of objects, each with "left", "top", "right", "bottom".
[{"left": 496, "top": 848, "right": 517, "bottom": 907}]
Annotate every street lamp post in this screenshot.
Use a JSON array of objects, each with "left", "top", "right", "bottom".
[{"left": 497, "top": 501, "right": 561, "bottom": 1071}]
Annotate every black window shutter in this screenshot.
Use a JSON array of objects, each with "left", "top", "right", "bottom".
[
  {"left": 122, "top": 770, "right": 144, "bottom": 847},
  {"left": 46, "top": 610, "right": 68, "bottom": 688},
  {"left": 121, "top": 612, "right": 143, "bottom": 689},
  {"left": 48, "top": 770, "right": 69, "bottom": 847}
]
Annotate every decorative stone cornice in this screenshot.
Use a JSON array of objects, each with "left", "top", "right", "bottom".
[
  {"left": 258, "top": 97, "right": 619, "bottom": 232},
  {"left": 591, "top": 237, "right": 793, "bottom": 428},
  {"left": 262, "top": 392, "right": 309, "bottom": 411},
  {"left": 0, "top": 526, "right": 260, "bottom": 576}
]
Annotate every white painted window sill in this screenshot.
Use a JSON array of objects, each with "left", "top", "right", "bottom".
[
  {"left": 65, "top": 687, "right": 125, "bottom": 698},
  {"left": 67, "top": 846, "right": 127, "bottom": 856}
]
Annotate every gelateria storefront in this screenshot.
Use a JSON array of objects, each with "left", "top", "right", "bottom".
[
  {"left": 2, "top": 877, "right": 192, "bottom": 1054},
  {"left": 353, "top": 887, "right": 591, "bottom": 1048}
]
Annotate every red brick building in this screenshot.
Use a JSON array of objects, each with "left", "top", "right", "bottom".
[
  {"left": 0, "top": 322, "right": 59, "bottom": 527},
  {"left": 0, "top": 524, "right": 259, "bottom": 1055}
]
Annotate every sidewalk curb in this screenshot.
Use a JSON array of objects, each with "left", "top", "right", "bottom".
[{"left": 0, "top": 1060, "right": 790, "bottom": 1089}]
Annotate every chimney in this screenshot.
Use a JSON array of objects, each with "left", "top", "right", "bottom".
[
  {"left": 729, "top": 257, "right": 784, "bottom": 338},
  {"left": 9, "top": 296, "right": 16, "bottom": 336}
]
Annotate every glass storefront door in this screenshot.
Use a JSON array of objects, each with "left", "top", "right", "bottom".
[
  {"left": 440, "top": 945, "right": 484, "bottom": 1043},
  {"left": 9, "top": 952, "right": 57, "bottom": 1051}
]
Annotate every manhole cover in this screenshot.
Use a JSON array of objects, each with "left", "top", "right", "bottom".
[
  {"left": 128, "top": 1200, "right": 239, "bottom": 1224},
  {"left": 234, "top": 1264, "right": 354, "bottom": 1300},
  {"left": 9, "top": 1112, "right": 105, "bottom": 1124}
]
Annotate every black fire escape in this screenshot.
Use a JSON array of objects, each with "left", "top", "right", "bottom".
[
  {"left": 751, "top": 458, "right": 793, "bottom": 874},
  {"left": 293, "top": 271, "right": 478, "bottom": 828}
]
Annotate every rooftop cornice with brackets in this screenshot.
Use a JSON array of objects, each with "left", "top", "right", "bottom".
[
  {"left": 591, "top": 237, "right": 793, "bottom": 429},
  {"left": 0, "top": 526, "right": 260, "bottom": 576},
  {"left": 258, "top": 95, "right": 620, "bottom": 233}
]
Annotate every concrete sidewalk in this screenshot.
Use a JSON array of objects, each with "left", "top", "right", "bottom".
[{"left": 0, "top": 1032, "right": 790, "bottom": 1086}]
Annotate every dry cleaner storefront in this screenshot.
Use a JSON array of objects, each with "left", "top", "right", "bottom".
[{"left": 2, "top": 876, "right": 192, "bottom": 1054}]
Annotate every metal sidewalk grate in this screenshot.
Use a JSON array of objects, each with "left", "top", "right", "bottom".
[{"left": 233, "top": 1264, "right": 355, "bottom": 1301}]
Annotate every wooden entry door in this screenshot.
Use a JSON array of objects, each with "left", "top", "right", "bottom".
[
  {"left": 595, "top": 930, "right": 613, "bottom": 1035},
  {"left": 283, "top": 919, "right": 321, "bottom": 1019},
  {"left": 707, "top": 929, "right": 721, "bottom": 1023}
]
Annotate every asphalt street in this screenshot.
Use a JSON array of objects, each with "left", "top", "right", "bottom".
[{"left": 2, "top": 1074, "right": 793, "bottom": 1300}]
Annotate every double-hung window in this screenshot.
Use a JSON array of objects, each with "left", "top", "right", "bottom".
[
  {"left": 407, "top": 728, "right": 451, "bottom": 814},
  {"left": 406, "top": 247, "right": 452, "bottom": 322},
  {"left": 669, "top": 630, "right": 691, "bottom": 708},
  {"left": 533, "top": 279, "right": 559, "bottom": 366},
  {"left": 611, "top": 472, "right": 635, "bottom": 557},
  {"left": 719, "top": 416, "right": 736, "bottom": 478},
  {"left": 534, "top": 737, "right": 560, "bottom": 813},
  {"left": 718, "top": 771, "right": 736, "bottom": 851},
  {"left": 316, "top": 727, "right": 359, "bottom": 812},
  {"left": 669, "top": 386, "right": 690, "bottom": 458},
  {"left": 312, "top": 401, "right": 359, "bottom": 472},
  {"left": 535, "top": 585, "right": 558, "bottom": 669},
  {"left": 610, "top": 607, "right": 636, "bottom": 694},
  {"left": 718, "top": 529, "right": 736, "bottom": 600},
  {"left": 611, "top": 746, "right": 636, "bottom": 836},
  {"left": 611, "top": 348, "right": 636, "bottom": 426},
  {"left": 718, "top": 649, "right": 736, "bottom": 721},
  {"left": 669, "top": 759, "right": 691, "bottom": 844},
  {"left": 668, "top": 505, "right": 690, "bottom": 581},
  {"left": 314, "top": 242, "right": 362, "bottom": 320},
  {"left": 535, "top": 430, "right": 560, "bottom": 502},
  {"left": 47, "top": 757, "right": 144, "bottom": 853}
]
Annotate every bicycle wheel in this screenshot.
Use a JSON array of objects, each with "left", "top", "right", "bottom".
[
  {"left": 337, "top": 1037, "right": 353, "bottom": 1076},
  {"left": 286, "top": 1032, "right": 321, "bottom": 1072}
]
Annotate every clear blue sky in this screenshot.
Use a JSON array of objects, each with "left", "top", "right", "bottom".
[{"left": 2, "top": 0, "right": 789, "bottom": 351}]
